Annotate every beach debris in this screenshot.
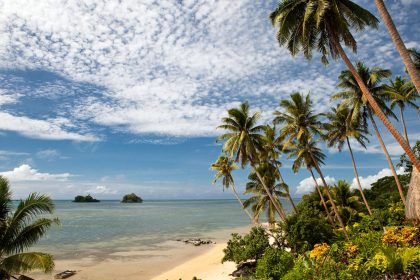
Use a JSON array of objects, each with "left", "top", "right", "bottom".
[
  {"left": 54, "top": 270, "right": 76, "bottom": 279},
  {"left": 177, "top": 238, "right": 216, "bottom": 246},
  {"left": 18, "top": 275, "right": 34, "bottom": 280}
]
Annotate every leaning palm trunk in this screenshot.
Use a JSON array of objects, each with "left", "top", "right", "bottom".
[
  {"left": 374, "top": 0, "right": 420, "bottom": 93},
  {"left": 336, "top": 43, "right": 420, "bottom": 172},
  {"left": 286, "top": 192, "right": 298, "bottom": 214},
  {"left": 308, "top": 150, "right": 349, "bottom": 239},
  {"left": 249, "top": 160, "right": 287, "bottom": 221},
  {"left": 275, "top": 161, "right": 298, "bottom": 214},
  {"left": 346, "top": 137, "right": 373, "bottom": 215},
  {"left": 406, "top": 167, "right": 420, "bottom": 221},
  {"left": 399, "top": 105, "right": 410, "bottom": 146},
  {"left": 230, "top": 184, "right": 255, "bottom": 223},
  {"left": 308, "top": 167, "right": 335, "bottom": 227},
  {"left": 368, "top": 110, "right": 406, "bottom": 206}
]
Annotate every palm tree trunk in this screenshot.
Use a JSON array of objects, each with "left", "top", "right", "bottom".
[
  {"left": 368, "top": 110, "right": 406, "bottom": 206},
  {"left": 406, "top": 167, "right": 420, "bottom": 221},
  {"left": 399, "top": 105, "right": 410, "bottom": 146},
  {"left": 274, "top": 160, "right": 298, "bottom": 214},
  {"left": 249, "top": 160, "right": 287, "bottom": 220},
  {"left": 346, "top": 137, "right": 373, "bottom": 215},
  {"left": 230, "top": 184, "right": 255, "bottom": 223},
  {"left": 374, "top": 0, "right": 420, "bottom": 93},
  {"left": 336, "top": 43, "right": 420, "bottom": 172},
  {"left": 308, "top": 166, "right": 335, "bottom": 226},
  {"left": 287, "top": 193, "right": 298, "bottom": 214},
  {"left": 308, "top": 150, "right": 349, "bottom": 239}
]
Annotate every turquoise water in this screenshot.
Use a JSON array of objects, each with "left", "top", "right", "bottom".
[{"left": 21, "top": 199, "right": 293, "bottom": 259}]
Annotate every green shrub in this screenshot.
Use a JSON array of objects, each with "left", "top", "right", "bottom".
[
  {"left": 364, "top": 246, "right": 420, "bottom": 276},
  {"left": 255, "top": 248, "right": 294, "bottom": 280},
  {"left": 222, "top": 227, "right": 269, "bottom": 264},
  {"left": 282, "top": 255, "right": 313, "bottom": 280},
  {"left": 282, "top": 205, "right": 334, "bottom": 253}
]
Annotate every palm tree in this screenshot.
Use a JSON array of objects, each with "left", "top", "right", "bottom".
[
  {"left": 286, "top": 140, "right": 334, "bottom": 226},
  {"left": 211, "top": 156, "right": 254, "bottom": 222},
  {"left": 324, "top": 105, "right": 372, "bottom": 215},
  {"left": 270, "top": 0, "right": 420, "bottom": 171},
  {"left": 332, "top": 62, "right": 406, "bottom": 206},
  {"left": 243, "top": 163, "right": 284, "bottom": 227},
  {"left": 383, "top": 76, "right": 418, "bottom": 145},
  {"left": 408, "top": 48, "right": 420, "bottom": 72},
  {"left": 373, "top": 0, "right": 420, "bottom": 93},
  {"left": 260, "top": 125, "right": 298, "bottom": 213},
  {"left": 274, "top": 92, "right": 349, "bottom": 239},
  {"left": 0, "top": 176, "right": 59, "bottom": 279},
  {"left": 328, "top": 180, "right": 363, "bottom": 225},
  {"left": 217, "top": 102, "right": 286, "bottom": 220}
]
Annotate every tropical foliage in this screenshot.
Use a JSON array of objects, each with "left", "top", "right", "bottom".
[
  {"left": 212, "top": 0, "right": 420, "bottom": 278},
  {"left": 0, "top": 176, "right": 59, "bottom": 279}
]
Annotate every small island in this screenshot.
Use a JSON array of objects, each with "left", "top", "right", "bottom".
[
  {"left": 121, "top": 193, "right": 143, "bottom": 203},
  {"left": 73, "top": 194, "right": 100, "bottom": 203}
]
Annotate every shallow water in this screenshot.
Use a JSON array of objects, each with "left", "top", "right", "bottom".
[{"left": 16, "top": 199, "right": 293, "bottom": 259}]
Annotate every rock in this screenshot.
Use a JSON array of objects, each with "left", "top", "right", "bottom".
[
  {"left": 177, "top": 238, "right": 214, "bottom": 246},
  {"left": 73, "top": 195, "right": 100, "bottom": 202},
  {"left": 230, "top": 261, "right": 256, "bottom": 278},
  {"left": 121, "top": 193, "right": 143, "bottom": 203}
]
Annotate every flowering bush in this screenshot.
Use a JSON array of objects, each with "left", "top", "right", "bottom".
[
  {"left": 309, "top": 243, "right": 330, "bottom": 260},
  {"left": 382, "top": 227, "right": 419, "bottom": 247},
  {"left": 344, "top": 242, "right": 359, "bottom": 258}
]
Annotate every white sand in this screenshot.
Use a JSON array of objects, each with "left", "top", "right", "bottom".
[
  {"left": 27, "top": 243, "right": 234, "bottom": 280},
  {"left": 151, "top": 243, "right": 235, "bottom": 280},
  {"left": 26, "top": 226, "right": 250, "bottom": 280}
]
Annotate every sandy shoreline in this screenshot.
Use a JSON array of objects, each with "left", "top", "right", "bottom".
[
  {"left": 151, "top": 243, "right": 235, "bottom": 280},
  {"left": 27, "top": 227, "right": 248, "bottom": 280},
  {"left": 29, "top": 243, "right": 234, "bottom": 280}
]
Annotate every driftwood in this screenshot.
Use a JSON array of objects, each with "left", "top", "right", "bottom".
[
  {"left": 54, "top": 270, "right": 76, "bottom": 279},
  {"left": 406, "top": 167, "right": 420, "bottom": 221},
  {"left": 17, "top": 276, "right": 34, "bottom": 280}
]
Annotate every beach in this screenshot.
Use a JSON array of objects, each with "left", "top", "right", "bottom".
[
  {"left": 23, "top": 200, "right": 259, "bottom": 280},
  {"left": 28, "top": 239, "right": 237, "bottom": 280}
]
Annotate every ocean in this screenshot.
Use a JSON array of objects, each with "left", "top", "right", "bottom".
[{"left": 23, "top": 199, "right": 294, "bottom": 259}]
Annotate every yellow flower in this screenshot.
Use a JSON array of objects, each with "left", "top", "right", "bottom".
[
  {"left": 382, "top": 227, "right": 419, "bottom": 246},
  {"left": 344, "top": 242, "right": 358, "bottom": 257},
  {"left": 310, "top": 243, "right": 330, "bottom": 259}
]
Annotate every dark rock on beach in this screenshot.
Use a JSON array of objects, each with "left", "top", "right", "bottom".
[{"left": 177, "top": 238, "right": 216, "bottom": 246}]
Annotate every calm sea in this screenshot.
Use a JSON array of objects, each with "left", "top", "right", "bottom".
[{"left": 17, "top": 199, "right": 293, "bottom": 259}]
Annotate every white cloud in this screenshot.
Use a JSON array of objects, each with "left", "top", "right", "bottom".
[
  {"left": 0, "top": 112, "right": 99, "bottom": 141},
  {"left": 0, "top": 0, "right": 417, "bottom": 138},
  {"left": 0, "top": 164, "right": 71, "bottom": 182},
  {"left": 85, "top": 185, "right": 117, "bottom": 195},
  {"left": 400, "top": 0, "right": 420, "bottom": 6},
  {"left": 35, "top": 149, "right": 65, "bottom": 161},
  {"left": 351, "top": 167, "right": 406, "bottom": 190},
  {"left": 0, "top": 89, "right": 20, "bottom": 105},
  {"left": 345, "top": 132, "right": 420, "bottom": 157},
  {"left": 0, "top": 0, "right": 337, "bottom": 137},
  {"left": 295, "top": 175, "right": 337, "bottom": 195}
]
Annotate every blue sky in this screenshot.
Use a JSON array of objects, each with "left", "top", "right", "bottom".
[{"left": 0, "top": 0, "right": 418, "bottom": 199}]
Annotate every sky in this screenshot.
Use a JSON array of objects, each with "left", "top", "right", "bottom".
[{"left": 0, "top": 0, "right": 418, "bottom": 200}]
